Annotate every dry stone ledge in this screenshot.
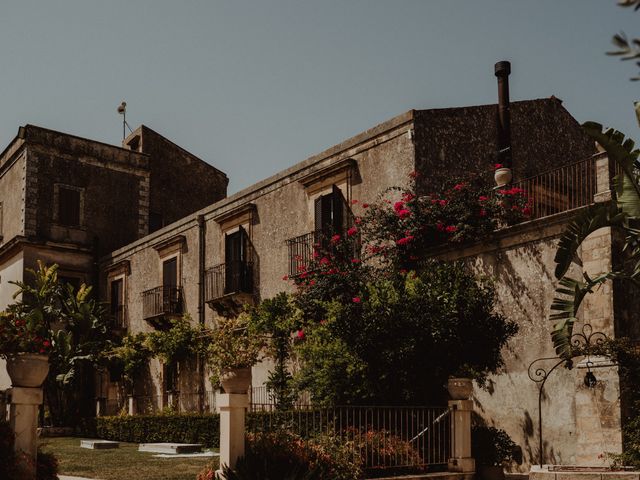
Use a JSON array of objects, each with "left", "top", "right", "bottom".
[
  {"left": 138, "top": 443, "right": 203, "bottom": 454},
  {"left": 80, "top": 440, "right": 119, "bottom": 450}
]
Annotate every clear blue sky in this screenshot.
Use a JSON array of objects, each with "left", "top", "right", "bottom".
[{"left": 1, "top": 1, "right": 638, "bottom": 193}]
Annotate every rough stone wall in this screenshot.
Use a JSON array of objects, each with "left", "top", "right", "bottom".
[
  {"left": 128, "top": 126, "right": 228, "bottom": 231},
  {"left": 413, "top": 98, "right": 596, "bottom": 193},
  {"left": 0, "top": 150, "right": 27, "bottom": 243},
  {"left": 31, "top": 146, "right": 144, "bottom": 257},
  {"left": 103, "top": 111, "right": 416, "bottom": 402}
]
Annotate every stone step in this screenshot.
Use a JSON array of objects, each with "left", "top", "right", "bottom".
[
  {"left": 80, "top": 439, "right": 119, "bottom": 450},
  {"left": 138, "top": 443, "right": 203, "bottom": 454}
]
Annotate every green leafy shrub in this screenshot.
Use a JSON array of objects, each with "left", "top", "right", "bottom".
[
  {"left": 0, "top": 421, "right": 59, "bottom": 480},
  {"left": 472, "top": 426, "right": 517, "bottom": 467},
  {"left": 81, "top": 413, "right": 220, "bottom": 447},
  {"left": 350, "top": 429, "right": 424, "bottom": 478},
  {"left": 198, "top": 431, "right": 361, "bottom": 480}
]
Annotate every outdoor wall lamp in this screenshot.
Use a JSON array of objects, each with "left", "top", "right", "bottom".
[{"left": 584, "top": 361, "right": 597, "bottom": 388}]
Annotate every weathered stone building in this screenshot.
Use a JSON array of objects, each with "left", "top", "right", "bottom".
[
  {"left": 0, "top": 93, "right": 632, "bottom": 470},
  {"left": 0, "top": 124, "right": 227, "bottom": 386}
]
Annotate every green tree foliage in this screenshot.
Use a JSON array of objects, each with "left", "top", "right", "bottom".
[
  {"left": 293, "top": 262, "right": 517, "bottom": 406},
  {"left": 550, "top": 122, "right": 640, "bottom": 358},
  {"left": 247, "top": 293, "right": 303, "bottom": 410}
]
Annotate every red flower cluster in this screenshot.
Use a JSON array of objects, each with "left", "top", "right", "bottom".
[
  {"left": 396, "top": 235, "right": 414, "bottom": 246},
  {"left": 497, "top": 187, "right": 525, "bottom": 196}
]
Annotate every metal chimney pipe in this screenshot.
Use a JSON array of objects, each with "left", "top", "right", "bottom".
[{"left": 495, "top": 61, "right": 512, "bottom": 170}]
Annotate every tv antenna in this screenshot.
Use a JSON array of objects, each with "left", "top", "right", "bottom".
[{"left": 117, "top": 101, "right": 133, "bottom": 140}]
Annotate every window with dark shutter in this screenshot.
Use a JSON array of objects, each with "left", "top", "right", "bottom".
[
  {"left": 314, "top": 185, "right": 348, "bottom": 235},
  {"left": 58, "top": 187, "right": 81, "bottom": 226},
  {"left": 110, "top": 279, "right": 124, "bottom": 327},
  {"left": 225, "top": 227, "right": 248, "bottom": 294}
]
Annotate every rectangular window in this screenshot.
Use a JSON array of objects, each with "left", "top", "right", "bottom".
[
  {"left": 224, "top": 227, "right": 249, "bottom": 294},
  {"left": 58, "top": 187, "right": 81, "bottom": 227},
  {"left": 314, "top": 185, "right": 347, "bottom": 235},
  {"left": 110, "top": 279, "right": 124, "bottom": 326}
]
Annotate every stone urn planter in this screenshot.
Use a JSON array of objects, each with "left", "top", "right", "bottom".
[
  {"left": 6, "top": 353, "right": 50, "bottom": 388},
  {"left": 494, "top": 167, "right": 512, "bottom": 187},
  {"left": 447, "top": 377, "right": 473, "bottom": 400},
  {"left": 220, "top": 367, "right": 251, "bottom": 394}
]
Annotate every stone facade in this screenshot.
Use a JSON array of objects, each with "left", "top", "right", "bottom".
[
  {"left": 0, "top": 124, "right": 228, "bottom": 388},
  {"left": 1, "top": 98, "right": 627, "bottom": 470}
]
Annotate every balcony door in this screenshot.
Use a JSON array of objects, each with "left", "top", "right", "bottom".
[
  {"left": 225, "top": 227, "right": 248, "bottom": 295},
  {"left": 314, "top": 185, "right": 349, "bottom": 250},
  {"left": 162, "top": 257, "right": 179, "bottom": 313}
]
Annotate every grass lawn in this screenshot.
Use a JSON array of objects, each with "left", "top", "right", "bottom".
[{"left": 39, "top": 437, "right": 218, "bottom": 480}]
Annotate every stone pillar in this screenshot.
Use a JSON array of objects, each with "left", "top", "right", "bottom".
[
  {"left": 127, "top": 395, "right": 136, "bottom": 415},
  {"left": 95, "top": 397, "right": 105, "bottom": 417},
  {"left": 594, "top": 155, "right": 612, "bottom": 204},
  {"left": 216, "top": 393, "right": 249, "bottom": 478},
  {"left": 10, "top": 387, "right": 43, "bottom": 479},
  {"left": 448, "top": 399, "right": 475, "bottom": 478}
]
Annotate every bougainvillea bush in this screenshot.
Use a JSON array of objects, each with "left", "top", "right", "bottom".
[
  {"left": 360, "top": 176, "right": 531, "bottom": 268},
  {"left": 248, "top": 172, "right": 523, "bottom": 407}
]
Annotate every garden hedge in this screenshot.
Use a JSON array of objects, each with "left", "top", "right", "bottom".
[{"left": 80, "top": 413, "right": 221, "bottom": 448}]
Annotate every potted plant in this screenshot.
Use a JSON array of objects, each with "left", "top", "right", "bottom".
[
  {"left": 472, "top": 425, "right": 517, "bottom": 480},
  {"left": 207, "top": 314, "right": 264, "bottom": 394},
  {"left": 0, "top": 262, "right": 62, "bottom": 388},
  {"left": 448, "top": 365, "right": 476, "bottom": 400}
]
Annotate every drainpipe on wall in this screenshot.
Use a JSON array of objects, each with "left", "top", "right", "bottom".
[
  {"left": 197, "top": 214, "right": 206, "bottom": 410},
  {"left": 494, "top": 60, "right": 513, "bottom": 187}
]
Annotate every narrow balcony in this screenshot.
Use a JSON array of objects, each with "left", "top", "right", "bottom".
[
  {"left": 205, "top": 261, "right": 254, "bottom": 316},
  {"left": 285, "top": 229, "right": 360, "bottom": 278},
  {"left": 142, "top": 285, "right": 184, "bottom": 328}
]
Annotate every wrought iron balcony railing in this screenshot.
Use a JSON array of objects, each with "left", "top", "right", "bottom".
[
  {"left": 285, "top": 229, "right": 360, "bottom": 278},
  {"left": 204, "top": 261, "right": 254, "bottom": 302},
  {"left": 142, "top": 285, "right": 183, "bottom": 320}
]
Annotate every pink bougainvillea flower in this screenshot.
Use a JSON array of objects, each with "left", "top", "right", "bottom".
[
  {"left": 352, "top": 297, "right": 361, "bottom": 303},
  {"left": 409, "top": 170, "right": 420, "bottom": 178},
  {"left": 393, "top": 201, "right": 405, "bottom": 213},
  {"left": 523, "top": 207, "right": 532, "bottom": 216},
  {"left": 436, "top": 222, "right": 445, "bottom": 232},
  {"left": 331, "top": 234, "right": 341, "bottom": 243},
  {"left": 362, "top": 203, "right": 369, "bottom": 208},
  {"left": 351, "top": 258, "right": 361, "bottom": 264},
  {"left": 347, "top": 226, "right": 358, "bottom": 236},
  {"left": 494, "top": 163, "right": 504, "bottom": 169},
  {"left": 299, "top": 271, "right": 308, "bottom": 279},
  {"left": 351, "top": 199, "right": 358, "bottom": 204},
  {"left": 478, "top": 196, "right": 489, "bottom": 202},
  {"left": 439, "top": 200, "right": 448, "bottom": 207},
  {"left": 396, "top": 236, "right": 414, "bottom": 246},
  {"left": 453, "top": 183, "right": 466, "bottom": 191},
  {"left": 319, "top": 257, "right": 330, "bottom": 266},
  {"left": 397, "top": 209, "right": 411, "bottom": 219},
  {"left": 445, "top": 225, "right": 457, "bottom": 233},
  {"left": 296, "top": 329, "right": 305, "bottom": 340},
  {"left": 43, "top": 340, "right": 51, "bottom": 347},
  {"left": 308, "top": 279, "right": 316, "bottom": 286},
  {"left": 282, "top": 275, "right": 289, "bottom": 281},
  {"left": 402, "top": 193, "right": 416, "bottom": 202},
  {"left": 297, "top": 264, "right": 307, "bottom": 272}
]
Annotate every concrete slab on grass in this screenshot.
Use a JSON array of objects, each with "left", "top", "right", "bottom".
[
  {"left": 59, "top": 476, "right": 101, "bottom": 480},
  {"left": 138, "top": 442, "right": 203, "bottom": 454},
  {"left": 153, "top": 451, "right": 219, "bottom": 458},
  {"left": 80, "top": 439, "right": 119, "bottom": 450}
]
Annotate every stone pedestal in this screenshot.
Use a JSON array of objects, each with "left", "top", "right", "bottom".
[
  {"left": 215, "top": 392, "right": 249, "bottom": 478},
  {"left": 127, "top": 395, "right": 136, "bottom": 415},
  {"left": 10, "top": 387, "right": 43, "bottom": 479},
  {"left": 95, "top": 397, "right": 105, "bottom": 417},
  {"left": 448, "top": 399, "right": 475, "bottom": 478}
]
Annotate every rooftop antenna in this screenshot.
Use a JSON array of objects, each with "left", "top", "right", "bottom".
[{"left": 117, "top": 101, "right": 133, "bottom": 140}]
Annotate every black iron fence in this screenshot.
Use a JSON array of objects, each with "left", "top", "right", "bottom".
[
  {"left": 204, "top": 261, "right": 254, "bottom": 302},
  {"left": 248, "top": 405, "right": 451, "bottom": 473},
  {"left": 508, "top": 155, "right": 618, "bottom": 220},
  {"left": 141, "top": 286, "right": 183, "bottom": 319}
]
